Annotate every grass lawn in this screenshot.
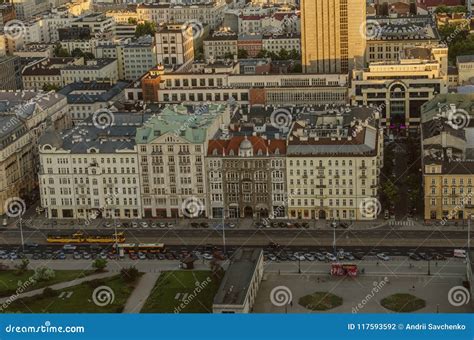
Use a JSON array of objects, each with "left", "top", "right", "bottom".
[
  {"left": 2, "top": 275, "right": 136, "bottom": 313},
  {"left": 0, "top": 270, "right": 94, "bottom": 298},
  {"left": 381, "top": 293, "right": 426, "bottom": 313},
  {"left": 299, "top": 292, "right": 343, "bottom": 311},
  {"left": 141, "top": 271, "right": 222, "bottom": 313}
]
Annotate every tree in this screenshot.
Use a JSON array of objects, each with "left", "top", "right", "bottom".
[
  {"left": 289, "top": 48, "right": 300, "bottom": 60},
  {"left": 92, "top": 258, "right": 107, "bottom": 272},
  {"left": 381, "top": 181, "right": 399, "bottom": 205},
  {"left": 257, "top": 49, "right": 268, "bottom": 58},
  {"left": 71, "top": 48, "right": 84, "bottom": 58},
  {"left": 135, "top": 21, "right": 156, "bottom": 37},
  {"left": 15, "top": 258, "right": 29, "bottom": 274},
  {"left": 53, "top": 44, "right": 69, "bottom": 57},
  {"left": 222, "top": 52, "right": 235, "bottom": 59},
  {"left": 237, "top": 48, "right": 248, "bottom": 59},
  {"left": 278, "top": 48, "right": 289, "bottom": 60},
  {"left": 120, "top": 266, "right": 140, "bottom": 283},
  {"left": 33, "top": 266, "right": 55, "bottom": 282},
  {"left": 128, "top": 17, "right": 138, "bottom": 25},
  {"left": 42, "top": 84, "right": 60, "bottom": 92}
]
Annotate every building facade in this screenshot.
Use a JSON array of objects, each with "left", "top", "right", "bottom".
[
  {"left": 301, "top": 0, "right": 366, "bottom": 74},
  {"left": 207, "top": 136, "right": 286, "bottom": 219}
]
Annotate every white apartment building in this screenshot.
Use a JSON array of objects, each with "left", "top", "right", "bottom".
[
  {"left": 95, "top": 36, "right": 157, "bottom": 81},
  {"left": 0, "top": 91, "right": 69, "bottom": 215},
  {"left": 203, "top": 31, "right": 238, "bottom": 60},
  {"left": 13, "top": 0, "right": 49, "bottom": 20},
  {"left": 130, "top": 64, "right": 348, "bottom": 106},
  {"left": 60, "top": 58, "right": 119, "bottom": 85},
  {"left": 70, "top": 13, "right": 114, "bottom": 37},
  {"left": 456, "top": 55, "right": 474, "bottom": 85},
  {"left": 262, "top": 34, "right": 300, "bottom": 54},
  {"left": 136, "top": 104, "right": 231, "bottom": 218},
  {"left": 155, "top": 24, "right": 194, "bottom": 69},
  {"left": 137, "top": 2, "right": 225, "bottom": 30},
  {"left": 38, "top": 114, "right": 143, "bottom": 220},
  {"left": 286, "top": 106, "right": 384, "bottom": 221}
]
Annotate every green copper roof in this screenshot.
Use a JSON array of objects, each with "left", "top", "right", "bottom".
[{"left": 135, "top": 104, "right": 226, "bottom": 144}]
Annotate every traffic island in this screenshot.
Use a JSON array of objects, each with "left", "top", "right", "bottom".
[
  {"left": 381, "top": 293, "right": 426, "bottom": 312},
  {"left": 299, "top": 292, "right": 343, "bottom": 311}
]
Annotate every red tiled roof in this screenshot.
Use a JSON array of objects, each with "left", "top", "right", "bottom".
[
  {"left": 417, "top": 0, "right": 464, "bottom": 7},
  {"left": 207, "top": 136, "right": 286, "bottom": 156}
]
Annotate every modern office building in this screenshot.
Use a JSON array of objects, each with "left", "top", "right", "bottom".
[{"left": 300, "top": 0, "right": 366, "bottom": 74}]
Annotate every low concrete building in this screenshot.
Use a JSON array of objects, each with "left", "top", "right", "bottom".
[{"left": 213, "top": 248, "right": 264, "bottom": 313}]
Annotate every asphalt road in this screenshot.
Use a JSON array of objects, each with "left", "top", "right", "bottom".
[{"left": 0, "top": 227, "right": 471, "bottom": 248}]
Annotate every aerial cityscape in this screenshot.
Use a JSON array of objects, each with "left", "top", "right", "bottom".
[{"left": 0, "top": 0, "right": 474, "bottom": 330}]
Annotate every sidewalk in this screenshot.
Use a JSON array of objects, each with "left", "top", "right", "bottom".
[
  {"left": 122, "top": 272, "right": 160, "bottom": 313},
  {"left": 0, "top": 271, "right": 116, "bottom": 304}
]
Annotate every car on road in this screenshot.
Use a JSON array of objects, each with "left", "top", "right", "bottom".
[
  {"left": 325, "top": 252, "right": 337, "bottom": 261},
  {"left": 408, "top": 253, "right": 421, "bottom": 261},
  {"left": 377, "top": 253, "right": 390, "bottom": 261}
]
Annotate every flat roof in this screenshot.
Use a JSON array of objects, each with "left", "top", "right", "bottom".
[{"left": 213, "top": 248, "right": 262, "bottom": 306}]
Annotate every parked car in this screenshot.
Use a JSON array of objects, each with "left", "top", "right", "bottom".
[
  {"left": 418, "top": 253, "right": 432, "bottom": 261},
  {"left": 377, "top": 253, "right": 390, "bottom": 261},
  {"left": 200, "top": 222, "right": 209, "bottom": 228},
  {"left": 315, "top": 252, "right": 326, "bottom": 261},
  {"left": 202, "top": 253, "right": 213, "bottom": 260},
  {"left": 191, "top": 222, "right": 199, "bottom": 228},
  {"left": 140, "top": 221, "right": 148, "bottom": 228},
  {"left": 433, "top": 253, "right": 446, "bottom": 261},
  {"left": 73, "top": 252, "right": 82, "bottom": 260},
  {"left": 344, "top": 252, "right": 355, "bottom": 261},
  {"left": 129, "top": 253, "right": 138, "bottom": 260},
  {"left": 325, "top": 252, "right": 337, "bottom": 261},
  {"left": 138, "top": 252, "right": 146, "bottom": 260},
  {"left": 304, "top": 253, "right": 315, "bottom": 261},
  {"left": 151, "top": 223, "right": 158, "bottom": 228},
  {"left": 131, "top": 222, "right": 138, "bottom": 228},
  {"left": 408, "top": 253, "right": 421, "bottom": 261},
  {"left": 82, "top": 252, "right": 91, "bottom": 260},
  {"left": 354, "top": 253, "right": 365, "bottom": 260}
]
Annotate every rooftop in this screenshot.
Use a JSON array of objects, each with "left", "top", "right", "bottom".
[{"left": 213, "top": 248, "right": 262, "bottom": 307}]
